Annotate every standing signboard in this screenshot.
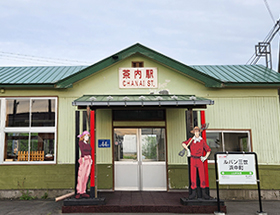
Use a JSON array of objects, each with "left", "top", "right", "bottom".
[
  {"left": 217, "top": 154, "right": 257, "bottom": 185},
  {"left": 214, "top": 152, "right": 266, "bottom": 215}
]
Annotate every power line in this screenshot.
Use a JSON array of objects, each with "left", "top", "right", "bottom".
[
  {"left": 0, "top": 54, "right": 77, "bottom": 65},
  {"left": 263, "top": 0, "right": 276, "bottom": 23},
  {"left": 0, "top": 55, "right": 52, "bottom": 66},
  {"left": 0, "top": 51, "right": 92, "bottom": 65}
]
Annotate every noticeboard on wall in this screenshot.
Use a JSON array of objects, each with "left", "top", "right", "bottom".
[{"left": 217, "top": 153, "right": 257, "bottom": 185}]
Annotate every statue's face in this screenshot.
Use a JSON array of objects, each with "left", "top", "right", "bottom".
[
  {"left": 194, "top": 130, "right": 200, "bottom": 138},
  {"left": 84, "top": 134, "right": 89, "bottom": 142}
]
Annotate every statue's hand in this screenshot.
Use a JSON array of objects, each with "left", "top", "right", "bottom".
[
  {"left": 187, "top": 148, "right": 191, "bottom": 157},
  {"left": 200, "top": 156, "right": 207, "bottom": 162}
]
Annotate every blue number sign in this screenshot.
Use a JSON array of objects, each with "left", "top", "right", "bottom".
[{"left": 98, "top": 139, "right": 110, "bottom": 148}]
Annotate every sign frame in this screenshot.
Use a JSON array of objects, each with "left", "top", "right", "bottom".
[
  {"left": 214, "top": 152, "right": 265, "bottom": 214},
  {"left": 216, "top": 153, "right": 257, "bottom": 185},
  {"left": 98, "top": 139, "right": 111, "bottom": 148}
]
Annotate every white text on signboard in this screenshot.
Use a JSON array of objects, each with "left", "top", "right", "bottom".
[{"left": 119, "top": 67, "right": 157, "bottom": 88}]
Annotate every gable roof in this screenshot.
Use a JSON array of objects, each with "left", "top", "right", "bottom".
[{"left": 1, "top": 43, "right": 280, "bottom": 88}]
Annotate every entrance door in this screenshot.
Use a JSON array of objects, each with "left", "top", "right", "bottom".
[{"left": 114, "top": 128, "right": 167, "bottom": 191}]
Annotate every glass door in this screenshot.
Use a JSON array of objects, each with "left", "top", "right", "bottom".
[
  {"left": 114, "top": 128, "right": 166, "bottom": 191},
  {"left": 140, "top": 128, "right": 166, "bottom": 190}
]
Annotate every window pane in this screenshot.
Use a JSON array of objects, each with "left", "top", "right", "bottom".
[
  {"left": 5, "top": 133, "right": 29, "bottom": 162},
  {"left": 206, "top": 132, "right": 223, "bottom": 160},
  {"left": 224, "top": 133, "right": 249, "bottom": 152},
  {"left": 31, "top": 99, "right": 55, "bottom": 127},
  {"left": 114, "top": 129, "right": 137, "bottom": 161},
  {"left": 141, "top": 128, "right": 166, "bottom": 161},
  {"left": 31, "top": 133, "right": 54, "bottom": 161},
  {"left": 6, "top": 99, "right": 30, "bottom": 127}
]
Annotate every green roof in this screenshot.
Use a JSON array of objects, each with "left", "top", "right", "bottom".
[
  {"left": 72, "top": 94, "right": 214, "bottom": 108},
  {"left": 0, "top": 65, "right": 87, "bottom": 88},
  {"left": 1, "top": 43, "right": 280, "bottom": 88},
  {"left": 191, "top": 64, "right": 280, "bottom": 87}
]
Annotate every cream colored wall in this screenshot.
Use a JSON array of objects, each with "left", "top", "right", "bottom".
[
  {"left": 1, "top": 54, "right": 280, "bottom": 164},
  {"left": 96, "top": 109, "right": 112, "bottom": 164},
  {"left": 206, "top": 96, "right": 280, "bottom": 164},
  {"left": 166, "top": 109, "right": 187, "bottom": 165}
]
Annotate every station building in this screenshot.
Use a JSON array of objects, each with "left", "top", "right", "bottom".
[{"left": 0, "top": 43, "right": 280, "bottom": 199}]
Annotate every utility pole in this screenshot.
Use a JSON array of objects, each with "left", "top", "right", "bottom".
[{"left": 247, "top": 19, "right": 280, "bottom": 70}]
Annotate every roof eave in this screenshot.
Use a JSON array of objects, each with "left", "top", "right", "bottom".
[
  {"left": 72, "top": 100, "right": 214, "bottom": 107},
  {"left": 0, "top": 84, "right": 56, "bottom": 88},
  {"left": 222, "top": 82, "right": 280, "bottom": 88}
]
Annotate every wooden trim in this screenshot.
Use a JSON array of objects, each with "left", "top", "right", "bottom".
[
  {"left": 206, "top": 129, "right": 253, "bottom": 154},
  {"left": 164, "top": 111, "right": 169, "bottom": 191},
  {"left": 2, "top": 96, "right": 58, "bottom": 165},
  {"left": 111, "top": 111, "right": 115, "bottom": 191}
]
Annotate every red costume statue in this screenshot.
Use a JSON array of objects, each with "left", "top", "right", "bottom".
[{"left": 182, "top": 126, "right": 211, "bottom": 200}]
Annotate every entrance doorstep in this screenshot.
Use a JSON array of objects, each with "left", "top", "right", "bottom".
[
  {"left": 180, "top": 197, "right": 225, "bottom": 206},
  {"left": 63, "top": 197, "right": 106, "bottom": 206},
  {"left": 62, "top": 191, "right": 227, "bottom": 213}
]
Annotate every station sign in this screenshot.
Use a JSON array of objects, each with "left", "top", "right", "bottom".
[
  {"left": 217, "top": 154, "right": 257, "bottom": 184},
  {"left": 98, "top": 139, "right": 110, "bottom": 148},
  {"left": 119, "top": 67, "right": 157, "bottom": 88}
]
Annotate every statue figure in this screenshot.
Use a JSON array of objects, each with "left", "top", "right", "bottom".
[
  {"left": 182, "top": 126, "right": 211, "bottom": 200},
  {"left": 75, "top": 131, "right": 92, "bottom": 199}
]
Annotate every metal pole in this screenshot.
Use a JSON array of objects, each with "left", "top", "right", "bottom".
[
  {"left": 74, "top": 111, "right": 80, "bottom": 195},
  {"left": 254, "top": 153, "right": 263, "bottom": 213},
  {"left": 90, "top": 110, "right": 97, "bottom": 199},
  {"left": 215, "top": 153, "right": 221, "bottom": 212}
]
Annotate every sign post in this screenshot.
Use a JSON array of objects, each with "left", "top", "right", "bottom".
[{"left": 214, "top": 152, "right": 266, "bottom": 215}]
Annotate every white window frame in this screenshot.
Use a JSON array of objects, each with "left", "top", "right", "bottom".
[
  {"left": 0, "top": 97, "right": 57, "bottom": 165},
  {"left": 206, "top": 130, "right": 251, "bottom": 163}
]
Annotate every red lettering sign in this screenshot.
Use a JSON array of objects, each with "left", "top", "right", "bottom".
[
  {"left": 134, "top": 70, "right": 142, "bottom": 79},
  {"left": 146, "top": 69, "right": 153, "bottom": 79},
  {"left": 123, "top": 70, "right": 130, "bottom": 79}
]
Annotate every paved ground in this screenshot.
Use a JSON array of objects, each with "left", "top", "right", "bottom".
[{"left": 0, "top": 199, "right": 279, "bottom": 215}]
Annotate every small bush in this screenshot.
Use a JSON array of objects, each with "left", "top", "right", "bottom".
[{"left": 41, "top": 192, "right": 48, "bottom": 199}]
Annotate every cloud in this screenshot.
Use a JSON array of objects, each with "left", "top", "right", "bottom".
[{"left": 0, "top": 0, "right": 279, "bottom": 69}]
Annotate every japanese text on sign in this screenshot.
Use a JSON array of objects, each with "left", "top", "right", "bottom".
[
  {"left": 217, "top": 154, "right": 256, "bottom": 185},
  {"left": 119, "top": 68, "right": 157, "bottom": 88}
]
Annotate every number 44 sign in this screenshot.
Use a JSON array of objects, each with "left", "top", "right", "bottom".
[
  {"left": 217, "top": 154, "right": 257, "bottom": 185},
  {"left": 98, "top": 139, "right": 110, "bottom": 148}
]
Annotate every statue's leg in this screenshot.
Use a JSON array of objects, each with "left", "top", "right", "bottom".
[
  {"left": 198, "top": 161, "right": 210, "bottom": 200},
  {"left": 188, "top": 158, "right": 197, "bottom": 200}
]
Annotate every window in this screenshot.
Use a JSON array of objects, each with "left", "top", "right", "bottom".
[
  {"left": 206, "top": 130, "right": 251, "bottom": 161},
  {"left": 0, "top": 98, "right": 57, "bottom": 164},
  {"left": 132, "top": 61, "right": 144, "bottom": 67}
]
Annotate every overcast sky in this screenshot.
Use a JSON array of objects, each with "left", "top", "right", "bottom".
[{"left": 0, "top": 0, "right": 280, "bottom": 70}]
